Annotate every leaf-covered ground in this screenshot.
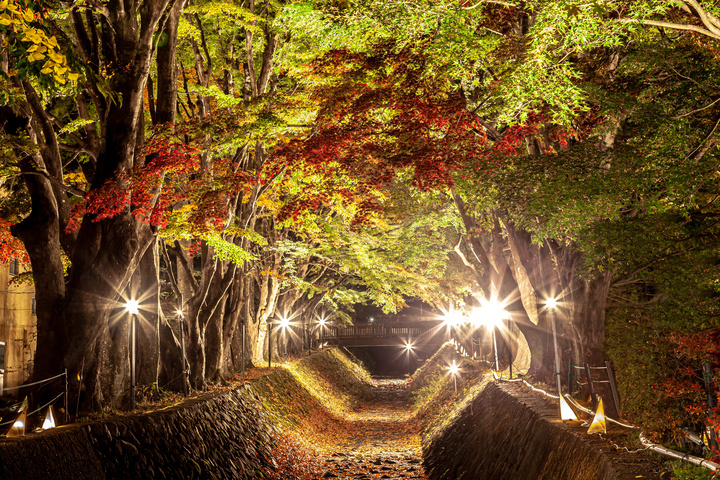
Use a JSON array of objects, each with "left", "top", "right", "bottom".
[{"left": 263, "top": 377, "right": 427, "bottom": 480}]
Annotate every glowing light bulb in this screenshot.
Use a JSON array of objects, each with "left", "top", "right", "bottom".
[
  {"left": 125, "top": 299, "right": 139, "bottom": 315},
  {"left": 546, "top": 298, "right": 558, "bottom": 309}
]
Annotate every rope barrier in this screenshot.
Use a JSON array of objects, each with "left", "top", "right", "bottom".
[
  {"left": 492, "top": 368, "right": 720, "bottom": 471},
  {"left": 160, "top": 372, "right": 188, "bottom": 390},
  {"left": 0, "top": 392, "right": 64, "bottom": 427},
  {"left": 26, "top": 392, "right": 64, "bottom": 417},
  {"left": 1, "top": 372, "right": 66, "bottom": 391},
  {"left": 456, "top": 341, "right": 720, "bottom": 473}
]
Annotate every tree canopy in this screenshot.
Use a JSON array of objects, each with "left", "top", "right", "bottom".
[{"left": 0, "top": 0, "right": 718, "bottom": 445}]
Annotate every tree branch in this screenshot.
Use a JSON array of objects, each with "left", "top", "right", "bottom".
[{"left": 619, "top": 17, "right": 720, "bottom": 40}]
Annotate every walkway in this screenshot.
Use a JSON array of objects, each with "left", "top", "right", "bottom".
[{"left": 269, "top": 378, "right": 428, "bottom": 480}]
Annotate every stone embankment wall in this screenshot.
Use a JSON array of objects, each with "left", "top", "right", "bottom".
[
  {"left": 0, "top": 383, "right": 276, "bottom": 480},
  {"left": 422, "top": 382, "right": 616, "bottom": 480}
]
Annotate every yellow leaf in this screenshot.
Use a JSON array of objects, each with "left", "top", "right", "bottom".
[
  {"left": 0, "top": 13, "right": 11, "bottom": 25},
  {"left": 22, "top": 8, "right": 33, "bottom": 22},
  {"left": 53, "top": 75, "right": 66, "bottom": 84},
  {"left": 0, "top": 1, "right": 8, "bottom": 10},
  {"left": 28, "top": 51, "right": 45, "bottom": 62},
  {"left": 53, "top": 65, "right": 67, "bottom": 75},
  {"left": 48, "top": 51, "right": 65, "bottom": 64},
  {"left": 48, "top": 36, "right": 58, "bottom": 48},
  {"left": 27, "top": 44, "right": 38, "bottom": 53},
  {"left": 40, "top": 67, "right": 52, "bottom": 74},
  {"left": 68, "top": 72, "right": 79, "bottom": 81}
]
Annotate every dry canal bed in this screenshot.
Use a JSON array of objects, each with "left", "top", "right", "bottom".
[{"left": 267, "top": 378, "right": 427, "bottom": 480}]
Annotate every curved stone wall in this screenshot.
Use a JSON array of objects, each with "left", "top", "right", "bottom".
[
  {"left": 422, "top": 382, "right": 617, "bottom": 480},
  {"left": 0, "top": 384, "right": 276, "bottom": 480}
]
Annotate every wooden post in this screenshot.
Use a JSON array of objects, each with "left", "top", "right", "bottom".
[
  {"left": 268, "top": 322, "right": 272, "bottom": 368},
  {"left": 508, "top": 347, "right": 513, "bottom": 379},
  {"left": 605, "top": 361, "right": 621, "bottom": 416},
  {"left": 64, "top": 368, "right": 69, "bottom": 423},
  {"left": 585, "top": 363, "right": 598, "bottom": 409},
  {"left": 568, "top": 361, "right": 574, "bottom": 396},
  {"left": 241, "top": 322, "right": 246, "bottom": 378},
  {"left": 704, "top": 362, "right": 718, "bottom": 448}
]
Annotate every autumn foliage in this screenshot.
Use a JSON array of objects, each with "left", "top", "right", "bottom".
[
  {"left": 65, "top": 134, "right": 257, "bottom": 237},
  {"left": 268, "top": 41, "right": 492, "bottom": 224}
]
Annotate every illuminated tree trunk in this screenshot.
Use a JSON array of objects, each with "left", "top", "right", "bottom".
[
  {"left": 10, "top": 0, "right": 174, "bottom": 410},
  {"left": 135, "top": 237, "right": 161, "bottom": 387},
  {"left": 452, "top": 192, "right": 614, "bottom": 393}
]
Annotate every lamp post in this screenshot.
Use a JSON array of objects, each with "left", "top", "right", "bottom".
[
  {"left": 449, "top": 360, "right": 459, "bottom": 394},
  {"left": 268, "top": 321, "right": 273, "bottom": 368},
  {"left": 442, "top": 309, "right": 464, "bottom": 343},
  {"left": 318, "top": 318, "right": 326, "bottom": 350},
  {"left": 547, "top": 298, "right": 563, "bottom": 401},
  {"left": 405, "top": 341, "right": 413, "bottom": 374},
  {"left": 176, "top": 299, "right": 189, "bottom": 397},
  {"left": 474, "top": 299, "right": 506, "bottom": 371},
  {"left": 279, "top": 316, "right": 290, "bottom": 362},
  {"left": 491, "top": 326, "right": 499, "bottom": 370},
  {"left": 125, "top": 299, "right": 139, "bottom": 410}
]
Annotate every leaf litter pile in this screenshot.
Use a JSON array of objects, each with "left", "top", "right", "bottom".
[
  {"left": 264, "top": 378, "right": 426, "bottom": 480},
  {"left": 252, "top": 350, "right": 429, "bottom": 480}
]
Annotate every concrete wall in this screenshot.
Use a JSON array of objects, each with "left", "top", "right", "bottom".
[
  {"left": 0, "top": 384, "right": 277, "bottom": 480},
  {"left": 422, "top": 382, "right": 617, "bottom": 480}
]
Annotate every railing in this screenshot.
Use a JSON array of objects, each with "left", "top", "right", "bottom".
[
  {"left": 0, "top": 370, "right": 69, "bottom": 428},
  {"left": 324, "top": 323, "right": 436, "bottom": 340}
]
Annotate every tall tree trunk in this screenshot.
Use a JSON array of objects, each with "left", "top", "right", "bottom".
[
  {"left": 135, "top": 237, "right": 161, "bottom": 387},
  {"left": 60, "top": 0, "right": 171, "bottom": 410},
  {"left": 155, "top": 0, "right": 184, "bottom": 125}
]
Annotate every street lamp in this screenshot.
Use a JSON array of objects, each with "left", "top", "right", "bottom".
[
  {"left": 442, "top": 309, "right": 465, "bottom": 344},
  {"left": 125, "top": 299, "right": 139, "bottom": 410},
  {"left": 267, "top": 321, "right": 273, "bottom": 368},
  {"left": 547, "top": 297, "right": 563, "bottom": 402},
  {"left": 546, "top": 297, "right": 577, "bottom": 421},
  {"left": 279, "top": 316, "right": 291, "bottom": 362},
  {"left": 404, "top": 341, "right": 414, "bottom": 374},
  {"left": 449, "top": 360, "right": 459, "bottom": 394},
  {"left": 318, "top": 318, "right": 326, "bottom": 350},
  {"left": 472, "top": 299, "right": 506, "bottom": 371},
  {"left": 176, "top": 301, "right": 189, "bottom": 396}
]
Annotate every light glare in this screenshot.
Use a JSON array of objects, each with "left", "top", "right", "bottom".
[
  {"left": 125, "top": 299, "right": 139, "bottom": 315},
  {"left": 449, "top": 361, "right": 459, "bottom": 376},
  {"left": 443, "top": 310, "right": 465, "bottom": 328},
  {"left": 472, "top": 298, "right": 507, "bottom": 329},
  {"left": 546, "top": 298, "right": 558, "bottom": 309}
]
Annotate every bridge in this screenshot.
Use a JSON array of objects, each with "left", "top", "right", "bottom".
[{"left": 322, "top": 322, "right": 446, "bottom": 347}]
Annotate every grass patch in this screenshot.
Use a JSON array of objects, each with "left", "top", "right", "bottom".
[
  {"left": 286, "top": 348, "right": 371, "bottom": 414},
  {"left": 407, "top": 342, "right": 493, "bottom": 443},
  {"left": 249, "top": 348, "right": 374, "bottom": 447}
]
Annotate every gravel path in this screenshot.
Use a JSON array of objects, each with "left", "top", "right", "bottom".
[{"left": 314, "top": 378, "right": 428, "bottom": 480}]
